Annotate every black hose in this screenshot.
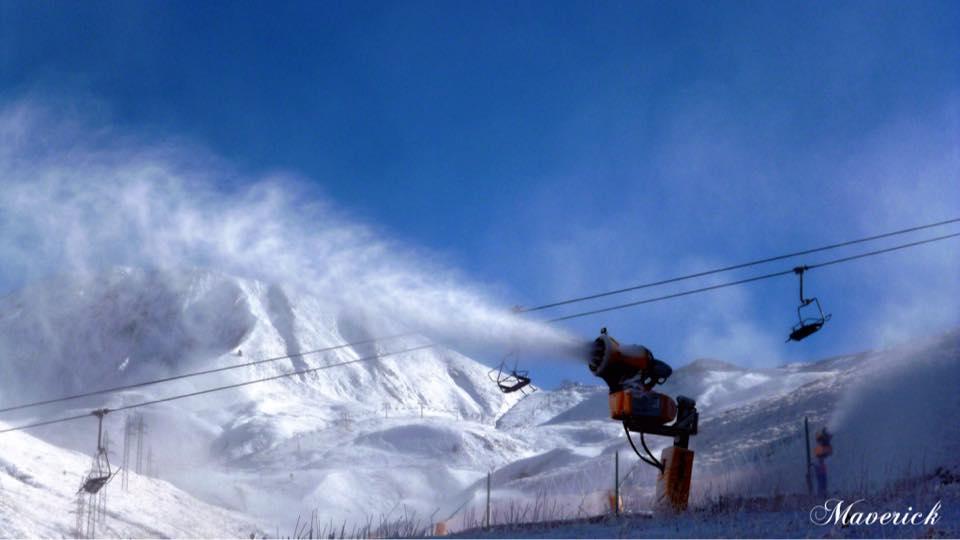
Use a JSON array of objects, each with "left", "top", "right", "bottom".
[
  {"left": 640, "top": 431, "right": 664, "bottom": 471},
  {"left": 623, "top": 422, "right": 664, "bottom": 472}
]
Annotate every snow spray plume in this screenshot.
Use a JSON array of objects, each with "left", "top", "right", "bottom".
[
  {"left": 826, "top": 330, "right": 960, "bottom": 492},
  {"left": 0, "top": 100, "right": 579, "bottom": 370}
]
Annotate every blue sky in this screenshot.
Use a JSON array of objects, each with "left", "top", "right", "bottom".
[{"left": 2, "top": 1, "right": 959, "bottom": 386}]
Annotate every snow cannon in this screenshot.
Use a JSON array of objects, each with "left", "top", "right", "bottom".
[
  {"left": 589, "top": 328, "right": 677, "bottom": 427},
  {"left": 588, "top": 328, "right": 699, "bottom": 513}
]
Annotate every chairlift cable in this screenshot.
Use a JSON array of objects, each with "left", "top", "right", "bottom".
[
  {"left": 0, "top": 343, "right": 434, "bottom": 434},
  {"left": 521, "top": 217, "right": 960, "bottom": 313},
  {"left": 0, "top": 333, "right": 413, "bottom": 415},
  {"left": 805, "top": 232, "right": 960, "bottom": 270},
  {"left": 0, "top": 228, "right": 957, "bottom": 428},
  {"left": 545, "top": 231, "right": 960, "bottom": 323},
  {"left": 3, "top": 219, "right": 955, "bottom": 416}
]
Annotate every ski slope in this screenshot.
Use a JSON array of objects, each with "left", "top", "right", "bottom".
[{"left": 0, "top": 424, "right": 261, "bottom": 538}]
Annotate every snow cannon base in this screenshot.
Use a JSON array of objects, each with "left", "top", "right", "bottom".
[{"left": 654, "top": 446, "right": 695, "bottom": 513}]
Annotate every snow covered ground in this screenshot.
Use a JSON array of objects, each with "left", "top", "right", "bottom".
[
  {"left": 0, "top": 267, "right": 957, "bottom": 537},
  {"left": 0, "top": 423, "right": 261, "bottom": 538},
  {"left": 454, "top": 471, "right": 960, "bottom": 538}
]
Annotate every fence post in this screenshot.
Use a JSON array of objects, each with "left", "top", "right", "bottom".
[
  {"left": 485, "top": 471, "right": 491, "bottom": 530},
  {"left": 804, "top": 416, "right": 812, "bottom": 495},
  {"left": 615, "top": 451, "right": 620, "bottom": 516}
]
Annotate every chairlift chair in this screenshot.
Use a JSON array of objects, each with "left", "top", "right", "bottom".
[
  {"left": 488, "top": 356, "right": 534, "bottom": 395},
  {"left": 78, "top": 409, "right": 119, "bottom": 495},
  {"left": 80, "top": 454, "right": 114, "bottom": 495},
  {"left": 787, "top": 266, "right": 831, "bottom": 342}
]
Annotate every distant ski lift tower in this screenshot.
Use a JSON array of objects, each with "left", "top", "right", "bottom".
[
  {"left": 99, "top": 429, "right": 110, "bottom": 523},
  {"left": 136, "top": 415, "right": 145, "bottom": 475},
  {"left": 121, "top": 414, "right": 132, "bottom": 490}
]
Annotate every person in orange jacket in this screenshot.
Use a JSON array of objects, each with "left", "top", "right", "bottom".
[{"left": 814, "top": 427, "right": 833, "bottom": 495}]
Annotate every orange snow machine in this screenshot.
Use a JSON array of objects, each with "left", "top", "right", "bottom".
[{"left": 588, "top": 328, "right": 699, "bottom": 512}]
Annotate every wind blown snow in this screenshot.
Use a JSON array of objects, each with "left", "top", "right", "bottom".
[{"left": 0, "top": 100, "right": 578, "bottom": 361}]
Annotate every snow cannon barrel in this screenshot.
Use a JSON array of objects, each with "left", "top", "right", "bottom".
[{"left": 589, "top": 329, "right": 672, "bottom": 393}]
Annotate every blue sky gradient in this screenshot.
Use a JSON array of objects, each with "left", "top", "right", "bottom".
[{"left": 2, "top": 1, "right": 958, "bottom": 386}]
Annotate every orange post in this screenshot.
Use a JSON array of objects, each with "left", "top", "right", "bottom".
[{"left": 654, "top": 446, "right": 695, "bottom": 512}]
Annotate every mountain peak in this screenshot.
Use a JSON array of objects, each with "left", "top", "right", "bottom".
[{"left": 677, "top": 357, "right": 742, "bottom": 373}]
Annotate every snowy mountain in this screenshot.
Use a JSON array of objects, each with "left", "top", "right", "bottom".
[
  {"left": 0, "top": 267, "right": 957, "bottom": 536},
  {"left": 0, "top": 267, "right": 519, "bottom": 419},
  {"left": 0, "top": 267, "right": 529, "bottom": 531}
]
